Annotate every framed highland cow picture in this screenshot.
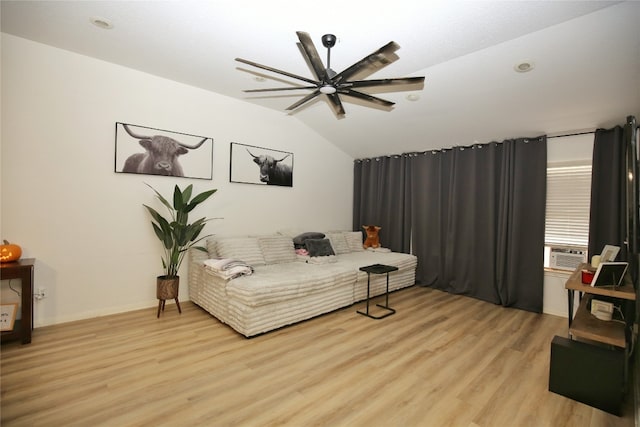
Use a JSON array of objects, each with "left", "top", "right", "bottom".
[
  {"left": 114, "top": 122, "right": 213, "bottom": 180},
  {"left": 230, "top": 142, "right": 293, "bottom": 187}
]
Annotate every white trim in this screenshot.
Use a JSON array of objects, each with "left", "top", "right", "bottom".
[{"left": 33, "top": 299, "right": 183, "bottom": 328}]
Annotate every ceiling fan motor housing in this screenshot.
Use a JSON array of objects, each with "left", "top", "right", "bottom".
[{"left": 321, "top": 34, "right": 337, "bottom": 48}]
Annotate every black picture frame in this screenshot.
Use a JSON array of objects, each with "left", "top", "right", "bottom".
[
  {"left": 591, "top": 262, "right": 629, "bottom": 288},
  {"left": 114, "top": 122, "right": 213, "bottom": 180},
  {"left": 230, "top": 142, "right": 293, "bottom": 187}
]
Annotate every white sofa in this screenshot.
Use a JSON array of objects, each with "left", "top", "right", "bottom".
[{"left": 188, "top": 231, "right": 417, "bottom": 337}]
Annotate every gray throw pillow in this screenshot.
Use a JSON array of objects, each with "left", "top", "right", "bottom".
[
  {"left": 305, "top": 238, "right": 335, "bottom": 257},
  {"left": 293, "top": 232, "right": 326, "bottom": 247}
]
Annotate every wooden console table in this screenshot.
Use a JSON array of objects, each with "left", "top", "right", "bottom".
[{"left": 0, "top": 258, "right": 35, "bottom": 344}]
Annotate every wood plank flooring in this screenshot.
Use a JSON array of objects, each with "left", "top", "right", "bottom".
[{"left": 1, "top": 286, "right": 636, "bottom": 427}]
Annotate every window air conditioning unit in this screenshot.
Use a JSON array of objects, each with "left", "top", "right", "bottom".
[{"left": 549, "top": 247, "right": 587, "bottom": 271}]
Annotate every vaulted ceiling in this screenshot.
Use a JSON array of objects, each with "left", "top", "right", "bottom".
[{"left": 2, "top": 1, "right": 639, "bottom": 158}]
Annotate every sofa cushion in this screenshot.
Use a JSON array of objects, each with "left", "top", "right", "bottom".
[
  {"left": 325, "top": 232, "right": 350, "bottom": 255},
  {"left": 225, "top": 262, "right": 357, "bottom": 307},
  {"left": 216, "top": 237, "right": 266, "bottom": 267},
  {"left": 305, "top": 238, "right": 335, "bottom": 257},
  {"left": 343, "top": 231, "right": 365, "bottom": 252},
  {"left": 258, "top": 235, "right": 297, "bottom": 265}
]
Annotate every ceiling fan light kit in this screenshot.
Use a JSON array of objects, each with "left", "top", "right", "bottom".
[
  {"left": 235, "top": 32, "right": 425, "bottom": 116},
  {"left": 319, "top": 85, "right": 337, "bottom": 94}
]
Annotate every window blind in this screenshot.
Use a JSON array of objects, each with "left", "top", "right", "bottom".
[{"left": 545, "top": 164, "right": 592, "bottom": 248}]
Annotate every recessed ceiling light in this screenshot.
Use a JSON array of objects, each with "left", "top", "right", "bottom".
[
  {"left": 514, "top": 60, "right": 535, "bottom": 73},
  {"left": 90, "top": 17, "right": 113, "bottom": 30},
  {"left": 406, "top": 94, "right": 420, "bottom": 101}
]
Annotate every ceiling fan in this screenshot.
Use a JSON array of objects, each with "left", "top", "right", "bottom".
[{"left": 235, "top": 32, "right": 425, "bottom": 116}]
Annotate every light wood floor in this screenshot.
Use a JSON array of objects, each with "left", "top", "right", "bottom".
[{"left": 1, "top": 286, "right": 636, "bottom": 427}]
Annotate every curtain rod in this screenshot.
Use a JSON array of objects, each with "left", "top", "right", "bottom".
[
  {"left": 356, "top": 130, "right": 598, "bottom": 162},
  {"left": 547, "top": 130, "right": 595, "bottom": 139}
]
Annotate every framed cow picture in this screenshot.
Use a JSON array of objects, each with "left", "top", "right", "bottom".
[
  {"left": 114, "top": 122, "right": 213, "bottom": 180},
  {"left": 230, "top": 142, "right": 293, "bottom": 187}
]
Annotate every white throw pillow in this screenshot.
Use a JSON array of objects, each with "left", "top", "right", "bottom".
[
  {"left": 216, "top": 237, "right": 266, "bottom": 267},
  {"left": 343, "top": 231, "right": 365, "bottom": 252},
  {"left": 325, "top": 232, "right": 350, "bottom": 255},
  {"left": 258, "top": 235, "right": 297, "bottom": 264}
]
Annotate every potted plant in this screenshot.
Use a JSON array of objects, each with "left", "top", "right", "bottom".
[{"left": 144, "top": 183, "right": 217, "bottom": 317}]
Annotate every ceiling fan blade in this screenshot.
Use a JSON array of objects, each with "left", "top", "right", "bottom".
[
  {"left": 326, "top": 93, "right": 346, "bottom": 116},
  {"left": 236, "top": 57, "right": 319, "bottom": 85},
  {"left": 345, "top": 76, "right": 425, "bottom": 89},
  {"left": 286, "top": 90, "right": 321, "bottom": 111},
  {"left": 340, "top": 89, "right": 395, "bottom": 108},
  {"left": 333, "top": 41, "right": 401, "bottom": 83},
  {"left": 296, "top": 31, "right": 327, "bottom": 81},
  {"left": 243, "top": 85, "right": 318, "bottom": 93}
]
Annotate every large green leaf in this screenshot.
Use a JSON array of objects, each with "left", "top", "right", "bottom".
[
  {"left": 144, "top": 205, "right": 164, "bottom": 224},
  {"left": 173, "top": 185, "right": 186, "bottom": 211},
  {"left": 154, "top": 221, "right": 173, "bottom": 249},
  {"left": 176, "top": 210, "right": 188, "bottom": 226},
  {"left": 190, "top": 233, "right": 213, "bottom": 247},
  {"left": 184, "top": 223, "right": 204, "bottom": 245},
  {"left": 151, "top": 222, "right": 173, "bottom": 249},
  {"left": 172, "top": 222, "right": 189, "bottom": 247},
  {"left": 182, "top": 185, "right": 193, "bottom": 205},
  {"left": 186, "top": 189, "right": 217, "bottom": 212},
  {"left": 145, "top": 183, "right": 173, "bottom": 213}
]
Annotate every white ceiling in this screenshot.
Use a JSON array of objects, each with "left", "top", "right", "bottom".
[{"left": 2, "top": 1, "right": 639, "bottom": 158}]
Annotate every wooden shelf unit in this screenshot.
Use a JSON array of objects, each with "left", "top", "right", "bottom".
[
  {"left": 565, "top": 263, "right": 636, "bottom": 300},
  {"left": 570, "top": 295, "right": 626, "bottom": 347},
  {"left": 565, "top": 263, "right": 636, "bottom": 348}
]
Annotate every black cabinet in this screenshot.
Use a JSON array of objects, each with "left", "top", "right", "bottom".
[{"left": 549, "top": 336, "right": 625, "bottom": 415}]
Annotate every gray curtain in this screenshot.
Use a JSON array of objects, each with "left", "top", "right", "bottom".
[
  {"left": 353, "top": 137, "right": 547, "bottom": 313},
  {"left": 353, "top": 155, "right": 411, "bottom": 253},
  {"left": 588, "top": 126, "right": 627, "bottom": 260},
  {"left": 410, "top": 138, "right": 547, "bottom": 312}
]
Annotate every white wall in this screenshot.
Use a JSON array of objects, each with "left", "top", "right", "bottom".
[
  {"left": 0, "top": 34, "right": 354, "bottom": 326},
  {"left": 0, "top": 33, "right": 602, "bottom": 325},
  {"left": 543, "top": 133, "right": 593, "bottom": 317}
]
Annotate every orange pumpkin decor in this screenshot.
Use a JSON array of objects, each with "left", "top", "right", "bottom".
[{"left": 0, "top": 240, "right": 22, "bottom": 263}]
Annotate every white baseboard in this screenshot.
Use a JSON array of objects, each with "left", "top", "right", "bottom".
[
  {"left": 543, "top": 308, "right": 568, "bottom": 318},
  {"left": 33, "top": 299, "right": 184, "bottom": 328}
]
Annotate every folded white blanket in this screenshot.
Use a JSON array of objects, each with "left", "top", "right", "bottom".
[
  {"left": 366, "top": 247, "right": 391, "bottom": 253},
  {"left": 204, "top": 258, "right": 254, "bottom": 280},
  {"left": 300, "top": 255, "right": 338, "bottom": 264}
]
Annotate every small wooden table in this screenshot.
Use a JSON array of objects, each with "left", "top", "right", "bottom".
[
  {"left": 1, "top": 259, "right": 35, "bottom": 344},
  {"left": 357, "top": 264, "right": 398, "bottom": 319}
]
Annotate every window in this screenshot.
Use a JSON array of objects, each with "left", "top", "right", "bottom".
[{"left": 544, "top": 163, "right": 592, "bottom": 268}]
